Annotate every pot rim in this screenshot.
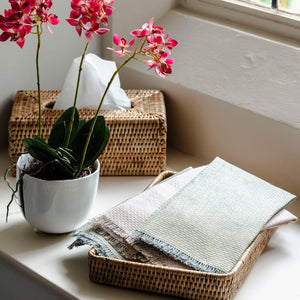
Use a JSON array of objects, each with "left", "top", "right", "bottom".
[{"left": 17, "top": 153, "right": 100, "bottom": 183}]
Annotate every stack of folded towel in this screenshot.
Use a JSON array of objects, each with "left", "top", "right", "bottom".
[{"left": 69, "top": 157, "right": 297, "bottom": 274}]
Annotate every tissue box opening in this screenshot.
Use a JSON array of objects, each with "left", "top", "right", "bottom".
[{"left": 8, "top": 90, "right": 167, "bottom": 176}]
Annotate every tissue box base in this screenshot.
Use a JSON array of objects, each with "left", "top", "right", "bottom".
[{"left": 8, "top": 90, "right": 167, "bottom": 176}]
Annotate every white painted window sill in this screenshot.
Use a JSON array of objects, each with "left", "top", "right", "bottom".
[{"left": 0, "top": 149, "right": 299, "bottom": 299}]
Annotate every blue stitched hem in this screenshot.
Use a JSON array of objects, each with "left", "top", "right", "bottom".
[
  {"left": 68, "top": 231, "right": 123, "bottom": 260},
  {"left": 134, "top": 230, "right": 225, "bottom": 274}
]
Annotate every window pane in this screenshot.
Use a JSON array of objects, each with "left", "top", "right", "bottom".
[
  {"left": 248, "top": 0, "right": 271, "bottom": 6},
  {"left": 279, "top": 0, "right": 300, "bottom": 13}
]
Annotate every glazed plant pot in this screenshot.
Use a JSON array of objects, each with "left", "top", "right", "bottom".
[{"left": 16, "top": 154, "right": 99, "bottom": 234}]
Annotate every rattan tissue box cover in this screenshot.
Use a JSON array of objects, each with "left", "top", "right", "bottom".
[{"left": 8, "top": 89, "right": 167, "bottom": 176}]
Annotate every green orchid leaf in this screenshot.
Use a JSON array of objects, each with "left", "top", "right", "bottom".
[
  {"left": 33, "top": 135, "right": 48, "bottom": 144},
  {"left": 48, "top": 121, "right": 66, "bottom": 149},
  {"left": 24, "top": 138, "right": 59, "bottom": 163},
  {"left": 49, "top": 107, "right": 79, "bottom": 148},
  {"left": 68, "top": 117, "right": 95, "bottom": 157},
  {"left": 69, "top": 116, "right": 110, "bottom": 168},
  {"left": 82, "top": 120, "right": 110, "bottom": 169},
  {"left": 78, "top": 119, "right": 87, "bottom": 131},
  {"left": 24, "top": 138, "right": 77, "bottom": 178}
]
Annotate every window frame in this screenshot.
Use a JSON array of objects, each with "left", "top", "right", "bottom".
[
  {"left": 180, "top": 0, "right": 300, "bottom": 43},
  {"left": 242, "top": 0, "right": 299, "bottom": 11}
]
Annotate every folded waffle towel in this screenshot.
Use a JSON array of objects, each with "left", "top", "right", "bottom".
[
  {"left": 69, "top": 158, "right": 297, "bottom": 272},
  {"left": 69, "top": 167, "right": 207, "bottom": 268},
  {"left": 264, "top": 209, "right": 297, "bottom": 230},
  {"left": 134, "top": 157, "right": 296, "bottom": 274}
]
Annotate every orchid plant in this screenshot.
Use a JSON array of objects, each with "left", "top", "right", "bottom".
[{"left": 1, "top": 0, "right": 177, "bottom": 220}]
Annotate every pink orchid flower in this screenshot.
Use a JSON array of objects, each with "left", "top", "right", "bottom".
[
  {"left": 143, "top": 32, "right": 178, "bottom": 55},
  {"left": 100, "top": 0, "right": 115, "bottom": 16},
  {"left": 107, "top": 34, "right": 136, "bottom": 57},
  {"left": 0, "top": 24, "right": 28, "bottom": 47},
  {"left": 164, "top": 33, "right": 178, "bottom": 53},
  {"left": 43, "top": 13, "right": 59, "bottom": 34},
  {"left": 67, "top": 0, "right": 112, "bottom": 41},
  {"left": 33, "top": 0, "right": 59, "bottom": 34},
  {"left": 130, "top": 17, "right": 154, "bottom": 38},
  {"left": 143, "top": 33, "right": 164, "bottom": 54},
  {"left": 66, "top": 18, "right": 83, "bottom": 36},
  {"left": 0, "top": 0, "right": 59, "bottom": 48},
  {"left": 83, "top": 22, "right": 109, "bottom": 41},
  {"left": 130, "top": 17, "right": 164, "bottom": 39},
  {"left": 145, "top": 52, "right": 174, "bottom": 78},
  {"left": 109, "top": 17, "right": 178, "bottom": 79}
]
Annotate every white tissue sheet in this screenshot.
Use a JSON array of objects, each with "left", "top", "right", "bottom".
[{"left": 54, "top": 53, "right": 131, "bottom": 110}]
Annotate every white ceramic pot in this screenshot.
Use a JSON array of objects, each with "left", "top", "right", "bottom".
[{"left": 16, "top": 154, "right": 99, "bottom": 234}]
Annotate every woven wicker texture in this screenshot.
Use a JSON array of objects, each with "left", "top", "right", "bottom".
[
  {"left": 88, "top": 171, "right": 276, "bottom": 300},
  {"left": 8, "top": 90, "right": 167, "bottom": 176}
]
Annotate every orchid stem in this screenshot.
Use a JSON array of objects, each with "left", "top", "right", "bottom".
[
  {"left": 36, "top": 23, "right": 42, "bottom": 138},
  {"left": 78, "top": 54, "right": 134, "bottom": 173},
  {"left": 65, "top": 41, "right": 90, "bottom": 146}
]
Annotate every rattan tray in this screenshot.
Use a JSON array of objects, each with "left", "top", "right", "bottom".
[
  {"left": 88, "top": 171, "right": 276, "bottom": 300},
  {"left": 8, "top": 89, "right": 167, "bottom": 176}
]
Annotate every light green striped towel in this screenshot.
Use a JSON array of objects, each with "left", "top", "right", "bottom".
[{"left": 135, "top": 157, "right": 296, "bottom": 274}]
